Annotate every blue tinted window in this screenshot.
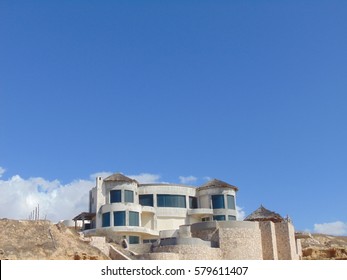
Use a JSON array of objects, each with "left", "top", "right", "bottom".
[
  {"left": 129, "top": 211, "right": 139, "bottom": 226},
  {"left": 228, "top": 215, "right": 236, "bottom": 221},
  {"left": 157, "top": 195, "right": 186, "bottom": 208},
  {"left": 124, "top": 190, "right": 134, "bottom": 203},
  {"left": 212, "top": 195, "right": 225, "bottom": 209},
  {"left": 102, "top": 212, "right": 110, "bottom": 227},
  {"left": 129, "top": 236, "right": 140, "bottom": 244},
  {"left": 213, "top": 215, "right": 226, "bottom": 221},
  {"left": 143, "top": 239, "right": 157, "bottom": 244},
  {"left": 227, "top": 195, "right": 235, "bottom": 209},
  {"left": 114, "top": 211, "right": 126, "bottom": 226},
  {"left": 139, "top": 195, "right": 153, "bottom": 206},
  {"left": 189, "top": 196, "right": 198, "bottom": 209},
  {"left": 110, "top": 190, "right": 121, "bottom": 203}
]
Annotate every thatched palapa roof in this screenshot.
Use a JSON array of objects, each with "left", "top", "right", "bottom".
[
  {"left": 104, "top": 173, "right": 138, "bottom": 183},
  {"left": 244, "top": 205, "right": 284, "bottom": 223},
  {"left": 199, "top": 179, "right": 238, "bottom": 191}
]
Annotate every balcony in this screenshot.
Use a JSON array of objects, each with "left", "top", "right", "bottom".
[
  {"left": 188, "top": 208, "right": 214, "bottom": 216},
  {"left": 141, "top": 206, "right": 156, "bottom": 213},
  {"left": 96, "top": 226, "right": 159, "bottom": 237}
]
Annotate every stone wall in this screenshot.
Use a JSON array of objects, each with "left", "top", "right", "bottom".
[
  {"left": 109, "top": 244, "right": 130, "bottom": 260},
  {"left": 191, "top": 228, "right": 218, "bottom": 242},
  {"left": 190, "top": 221, "right": 263, "bottom": 259},
  {"left": 296, "top": 239, "right": 302, "bottom": 260},
  {"left": 218, "top": 227, "right": 263, "bottom": 260},
  {"left": 159, "top": 237, "right": 211, "bottom": 247},
  {"left": 90, "top": 220, "right": 301, "bottom": 260},
  {"left": 259, "top": 221, "right": 278, "bottom": 260},
  {"left": 275, "top": 222, "right": 298, "bottom": 260},
  {"left": 128, "top": 243, "right": 152, "bottom": 254},
  {"left": 153, "top": 245, "right": 222, "bottom": 260},
  {"left": 138, "top": 252, "right": 180, "bottom": 260},
  {"left": 89, "top": 236, "right": 110, "bottom": 256},
  {"left": 190, "top": 221, "right": 220, "bottom": 247},
  {"left": 93, "top": 229, "right": 124, "bottom": 243}
]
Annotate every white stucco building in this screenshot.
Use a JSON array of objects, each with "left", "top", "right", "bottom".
[
  {"left": 85, "top": 173, "right": 238, "bottom": 244},
  {"left": 74, "top": 172, "right": 303, "bottom": 260}
]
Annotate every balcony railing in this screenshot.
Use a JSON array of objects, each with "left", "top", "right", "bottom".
[{"left": 187, "top": 208, "right": 214, "bottom": 216}]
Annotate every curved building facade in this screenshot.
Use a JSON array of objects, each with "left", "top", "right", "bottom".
[{"left": 88, "top": 173, "right": 238, "bottom": 244}]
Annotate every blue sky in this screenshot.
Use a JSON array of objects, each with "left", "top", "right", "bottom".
[{"left": 1, "top": 1, "right": 346, "bottom": 235}]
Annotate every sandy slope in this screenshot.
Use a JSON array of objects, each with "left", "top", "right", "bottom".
[{"left": 0, "top": 219, "right": 109, "bottom": 260}]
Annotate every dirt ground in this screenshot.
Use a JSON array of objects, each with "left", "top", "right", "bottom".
[
  {"left": 0, "top": 219, "right": 109, "bottom": 260},
  {"left": 301, "top": 233, "right": 347, "bottom": 260}
]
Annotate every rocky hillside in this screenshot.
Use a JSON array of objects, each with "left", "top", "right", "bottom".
[
  {"left": 301, "top": 233, "right": 347, "bottom": 260},
  {"left": 0, "top": 219, "right": 109, "bottom": 260}
]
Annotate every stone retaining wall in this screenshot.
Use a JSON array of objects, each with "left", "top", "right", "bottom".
[
  {"left": 138, "top": 252, "right": 180, "bottom": 260},
  {"left": 153, "top": 245, "right": 221, "bottom": 260},
  {"left": 128, "top": 243, "right": 152, "bottom": 254},
  {"left": 275, "top": 222, "right": 298, "bottom": 260},
  {"left": 259, "top": 221, "right": 278, "bottom": 260},
  {"left": 218, "top": 227, "right": 263, "bottom": 260}
]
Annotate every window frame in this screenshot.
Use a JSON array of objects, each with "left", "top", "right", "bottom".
[
  {"left": 228, "top": 215, "right": 237, "bottom": 221},
  {"left": 110, "top": 190, "right": 121, "bottom": 203},
  {"left": 129, "top": 236, "right": 140, "bottom": 244},
  {"left": 139, "top": 194, "right": 154, "bottom": 207},
  {"left": 227, "top": 195, "right": 236, "bottom": 210},
  {"left": 129, "top": 211, "right": 139, "bottom": 226},
  {"left": 124, "top": 190, "right": 134, "bottom": 203},
  {"left": 212, "top": 194, "right": 225, "bottom": 209},
  {"left": 113, "top": 211, "right": 126, "bottom": 226},
  {"left": 189, "top": 196, "right": 198, "bottom": 209},
  {"left": 102, "top": 212, "right": 110, "bottom": 227},
  {"left": 213, "top": 215, "right": 226, "bottom": 221},
  {"left": 157, "top": 194, "right": 186, "bottom": 208}
]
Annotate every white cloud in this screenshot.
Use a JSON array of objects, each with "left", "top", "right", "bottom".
[
  {"left": 0, "top": 167, "right": 5, "bottom": 178},
  {"left": 127, "top": 173, "right": 161, "bottom": 184},
  {"left": 0, "top": 174, "right": 93, "bottom": 222},
  {"left": 179, "top": 175, "right": 197, "bottom": 184},
  {"left": 0, "top": 171, "right": 161, "bottom": 222},
  {"left": 236, "top": 206, "right": 246, "bottom": 221},
  {"left": 313, "top": 221, "right": 347, "bottom": 236}
]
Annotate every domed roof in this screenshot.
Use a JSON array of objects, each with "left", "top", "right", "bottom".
[
  {"left": 199, "top": 179, "right": 238, "bottom": 191},
  {"left": 244, "top": 205, "right": 284, "bottom": 223},
  {"left": 104, "top": 173, "right": 138, "bottom": 183}
]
